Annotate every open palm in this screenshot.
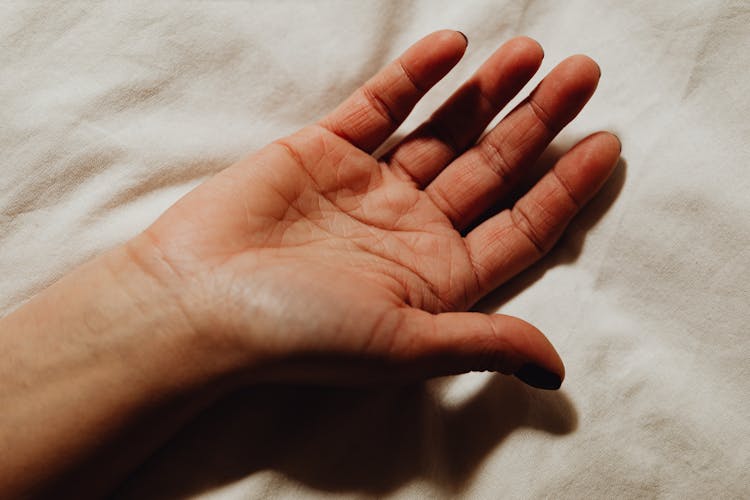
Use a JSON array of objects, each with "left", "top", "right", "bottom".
[{"left": 136, "top": 31, "right": 620, "bottom": 389}]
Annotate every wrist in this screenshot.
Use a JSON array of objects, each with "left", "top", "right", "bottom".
[
  {"left": 5, "top": 237, "right": 246, "bottom": 397},
  {"left": 0, "top": 240, "right": 239, "bottom": 497},
  {"left": 109, "top": 235, "right": 249, "bottom": 392}
]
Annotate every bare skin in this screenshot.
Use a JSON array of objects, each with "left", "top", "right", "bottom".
[{"left": 0, "top": 31, "right": 620, "bottom": 498}]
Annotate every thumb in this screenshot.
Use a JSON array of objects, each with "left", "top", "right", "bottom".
[{"left": 393, "top": 310, "right": 565, "bottom": 390}]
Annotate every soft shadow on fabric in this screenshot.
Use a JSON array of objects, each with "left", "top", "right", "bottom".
[{"left": 114, "top": 376, "right": 576, "bottom": 499}]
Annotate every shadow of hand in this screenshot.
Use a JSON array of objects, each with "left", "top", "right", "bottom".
[{"left": 115, "top": 375, "right": 576, "bottom": 498}]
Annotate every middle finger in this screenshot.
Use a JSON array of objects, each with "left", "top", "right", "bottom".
[{"left": 383, "top": 36, "right": 544, "bottom": 187}]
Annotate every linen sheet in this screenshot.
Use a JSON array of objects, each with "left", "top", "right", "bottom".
[{"left": 1, "top": 1, "right": 748, "bottom": 498}]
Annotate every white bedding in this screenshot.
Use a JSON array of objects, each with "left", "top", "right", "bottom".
[{"left": 2, "top": 1, "right": 748, "bottom": 498}]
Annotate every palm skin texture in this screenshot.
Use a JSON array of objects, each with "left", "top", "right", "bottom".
[{"left": 131, "top": 30, "right": 621, "bottom": 389}]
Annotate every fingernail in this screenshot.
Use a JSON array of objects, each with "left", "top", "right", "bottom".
[
  {"left": 515, "top": 363, "right": 562, "bottom": 390},
  {"left": 457, "top": 31, "right": 468, "bottom": 46},
  {"left": 614, "top": 134, "right": 622, "bottom": 152}
]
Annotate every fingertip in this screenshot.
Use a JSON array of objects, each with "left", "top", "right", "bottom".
[
  {"left": 406, "top": 30, "right": 468, "bottom": 85},
  {"left": 555, "top": 54, "right": 601, "bottom": 92},
  {"left": 492, "top": 314, "right": 565, "bottom": 384},
  {"left": 384, "top": 31, "right": 467, "bottom": 102},
  {"left": 526, "top": 54, "right": 600, "bottom": 129},
  {"left": 508, "top": 35, "right": 544, "bottom": 59},
  {"left": 426, "top": 29, "right": 470, "bottom": 55},
  {"left": 567, "top": 54, "right": 601, "bottom": 79},
  {"left": 501, "top": 36, "right": 545, "bottom": 75},
  {"left": 584, "top": 131, "right": 623, "bottom": 163},
  {"left": 549, "top": 131, "right": 621, "bottom": 206}
]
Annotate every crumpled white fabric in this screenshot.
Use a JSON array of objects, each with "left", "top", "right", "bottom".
[{"left": 1, "top": 1, "right": 748, "bottom": 498}]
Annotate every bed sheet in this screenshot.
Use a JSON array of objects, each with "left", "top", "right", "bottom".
[{"left": 1, "top": 1, "right": 748, "bottom": 498}]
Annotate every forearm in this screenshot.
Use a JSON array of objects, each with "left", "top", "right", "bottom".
[{"left": 0, "top": 241, "right": 237, "bottom": 498}]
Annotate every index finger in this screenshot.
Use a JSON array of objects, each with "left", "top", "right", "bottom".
[{"left": 319, "top": 30, "right": 467, "bottom": 153}]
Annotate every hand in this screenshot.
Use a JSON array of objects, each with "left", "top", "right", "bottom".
[
  {"left": 129, "top": 30, "right": 620, "bottom": 389},
  {"left": 0, "top": 30, "right": 621, "bottom": 497}
]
